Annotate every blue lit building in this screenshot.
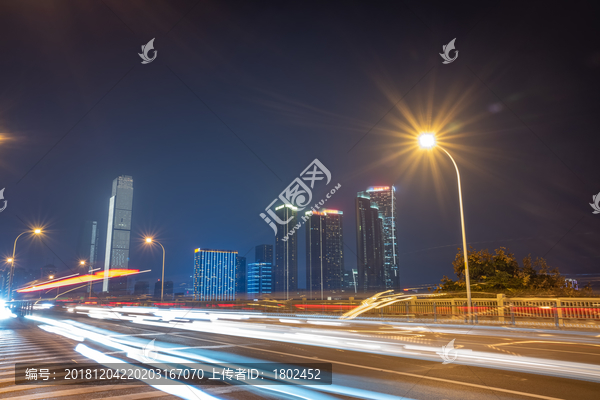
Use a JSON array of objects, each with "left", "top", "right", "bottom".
[
  {"left": 247, "top": 262, "right": 272, "bottom": 296},
  {"left": 193, "top": 249, "right": 237, "bottom": 301}
]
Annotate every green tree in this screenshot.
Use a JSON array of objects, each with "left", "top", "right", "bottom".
[{"left": 438, "top": 246, "right": 594, "bottom": 296}]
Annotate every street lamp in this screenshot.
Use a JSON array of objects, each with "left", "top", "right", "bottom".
[
  {"left": 418, "top": 133, "right": 472, "bottom": 320},
  {"left": 145, "top": 238, "right": 166, "bottom": 301},
  {"left": 5, "top": 228, "right": 43, "bottom": 300},
  {"left": 79, "top": 260, "right": 93, "bottom": 299}
]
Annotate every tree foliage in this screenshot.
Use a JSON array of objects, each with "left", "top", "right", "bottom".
[{"left": 437, "top": 246, "right": 592, "bottom": 296}]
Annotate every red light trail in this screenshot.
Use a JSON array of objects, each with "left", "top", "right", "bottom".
[{"left": 17, "top": 269, "right": 142, "bottom": 293}]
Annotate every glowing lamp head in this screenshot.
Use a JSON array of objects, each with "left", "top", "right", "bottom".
[
  {"left": 79, "top": 260, "right": 85, "bottom": 265},
  {"left": 48, "top": 275, "right": 54, "bottom": 279},
  {"left": 7, "top": 258, "right": 13, "bottom": 263},
  {"left": 418, "top": 133, "right": 436, "bottom": 149},
  {"left": 145, "top": 238, "right": 153, "bottom": 243},
  {"left": 34, "top": 229, "right": 42, "bottom": 234}
]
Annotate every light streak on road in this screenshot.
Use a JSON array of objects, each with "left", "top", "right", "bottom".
[
  {"left": 26, "top": 315, "right": 408, "bottom": 400},
  {"left": 75, "top": 344, "right": 222, "bottom": 400},
  {"left": 67, "top": 306, "right": 600, "bottom": 384},
  {"left": 340, "top": 290, "right": 415, "bottom": 319}
]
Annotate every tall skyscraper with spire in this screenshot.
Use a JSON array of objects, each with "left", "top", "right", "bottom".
[
  {"left": 305, "top": 209, "right": 344, "bottom": 299},
  {"left": 275, "top": 204, "right": 298, "bottom": 299},
  {"left": 103, "top": 175, "right": 134, "bottom": 293},
  {"left": 365, "top": 186, "right": 399, "bottom": 289}
]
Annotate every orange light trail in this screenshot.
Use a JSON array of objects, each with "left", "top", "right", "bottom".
[{"left": 17, "top": 269, "right": 141, "bottom": 293}]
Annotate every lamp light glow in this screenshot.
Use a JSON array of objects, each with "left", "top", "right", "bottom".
[
  {"left": 34, "top": 229, "right": 42, "bottom": 234},
  {"left": 418, "top": 133, "right": 436, "bottom": 149},
  {"left": 7, "top": 258, "right": 13, "bottom": 263},
  {"left": 145, "top": 238, "right": 152, "bottom": 243}
]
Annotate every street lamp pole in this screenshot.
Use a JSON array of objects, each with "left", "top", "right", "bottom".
[
  {"left": 439, "top": 147, "right": 472, "bottom": 319},
  {"left": 418, "top": 134, "right": 472, "bottom": 321},
  {"left": 79, "top": 260, "right": 93, "bottom": 299},
  {"left": 146, "top": 238, "right": 166, "bottom": 301},
  {"left": 6, "top": 229, "right": 42, "bottom": 301}
]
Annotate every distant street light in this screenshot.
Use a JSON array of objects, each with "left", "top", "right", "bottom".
[
  {"left": 145, "top": 238, "right": 166, "bottom": 301},
  {"left": 80, "top": 260, "right": 93, "bottom": 299},
  {"left": 418, "top": 133, "right": 472, "bottom": 321},
  {"left": 5, "top": 228, "right": 43, "bottom": 300}
]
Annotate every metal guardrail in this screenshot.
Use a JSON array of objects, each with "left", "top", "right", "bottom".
[{"left": 13, "top": 295, "right": 600, "bottom": 329}]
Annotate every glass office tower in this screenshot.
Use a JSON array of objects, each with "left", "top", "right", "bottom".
[
  {"left": 255, "top": 244, "right": 273, "bottom": 264},
  {"left": 365, "top": 186, "right": 399, "bottom": 289},
  {"left": 305, "top": 209, "right": 344, "bottom": 299},
  {"left": 356, "top": 191, "right": 385, "bottom": 292},
  {"left": 193, "top": 249, "right": 237, "bottom": 301},
  {"left": 103, "top": 175, "right": 133, "bottom": 293},
  {"left": 274, "top": 204, "right": 298, "bottom": 299}
]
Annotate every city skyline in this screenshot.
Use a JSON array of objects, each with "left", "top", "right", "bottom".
[
  {"left": 1, "top": 3, "right": 599, "bottom": 399},
  {"left": 1, "top": 2, "right": 598, "bottom": 295}
]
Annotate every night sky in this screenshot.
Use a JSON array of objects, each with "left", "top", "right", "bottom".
[{"left": 1, "top": 1, "right": 599, "bottom": 291}]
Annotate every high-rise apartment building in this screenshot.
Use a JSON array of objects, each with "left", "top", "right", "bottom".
[
  {"left": 356, "top": 191, "right": 385, "bottom": 292},
  {"left": 274, "top": 204, "right": 297, "bottom": 298},
  {"left": 103, "top": 175, "right": 133, "bottom": 293},
  {"left": 255, "top": 244, "right": 273, "bottom": 264},
  {"left": 193, "top": 249, "right": 237, "bottom": 301},
  {"left": 365, "top": 186, "right": 399, "bottom": 289},
  {"left": 305, "top": 209, "right": 344, "bottom": 299},
  {"left": 247, "top": 262, "right": 273, "bottom": 296}
]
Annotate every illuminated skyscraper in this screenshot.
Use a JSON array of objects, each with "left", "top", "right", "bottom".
[
  {"left": 356, "top": 191, "right": 385, "bottom": 292},
  {"left": 103, "top": 175, "right": 133, "bottom": 293},
  {"left": 193, "top": 249, "right": 237, "bottom": 301},
  {"left": 305, "top": 209, "right": 344, "bottom": 299},
  {"left": 365, "top": 186, "right": 399, "bottom": 289},
  {"left": 274, "top": 204, "right": 298, "bottom": 298}
]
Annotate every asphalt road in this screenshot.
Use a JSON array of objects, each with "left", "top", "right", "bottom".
[{"left": 2, "top": 308, "right": 600, "bottom": 400}]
